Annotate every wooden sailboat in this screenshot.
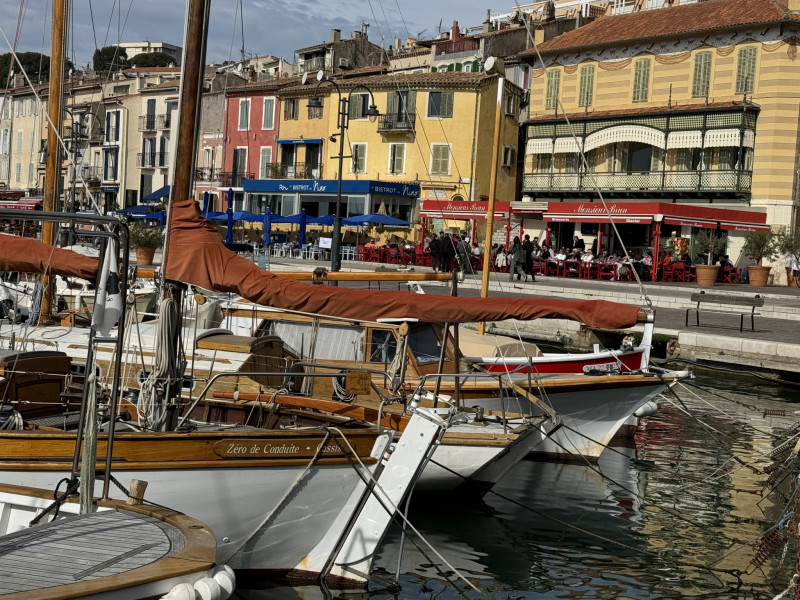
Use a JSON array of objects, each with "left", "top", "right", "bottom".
[{"left": 0, "top": 0, "right": 450, "bottom": 588}]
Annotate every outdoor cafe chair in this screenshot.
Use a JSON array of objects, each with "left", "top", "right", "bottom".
[{"left": 597, "top": 262, "right": 617, "bottom": 280}]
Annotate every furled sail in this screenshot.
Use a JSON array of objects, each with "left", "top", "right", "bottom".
[
  {"left": 165, "top": 199, "right": 642, "bottom": 328},
  {"left": 0, "top": 234, "right": 98, "bottom": 280}
]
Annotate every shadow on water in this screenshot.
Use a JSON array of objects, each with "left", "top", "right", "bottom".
[{"left": 237, "top": 372, "right": 800, "bottom": 599}]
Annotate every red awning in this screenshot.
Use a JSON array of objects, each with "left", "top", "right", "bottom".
[
  {"left": 663, "top": 218, "right": 716, "bottom": 229},
  {"left": 419, "top": 200, "right": 510, "bottom": 219},
  {"left": 546, "top": 214, "right": 652, "bottom": 224},
  {"left": 0, "top": 199, "right": 42, "bottom": 211},
  {"left": 720, "top": 222, "right": 770, "bottom": 232}
]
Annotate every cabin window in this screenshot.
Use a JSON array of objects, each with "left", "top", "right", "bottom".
[
  {"left": 258, "top": 319, "right": 365, "bottom": 361},
  {"left": 408, "top": 324, "right": 443, "bottom": 364},
  {"left": 369, "top": 329, "right": 397, "bottom": 364}
]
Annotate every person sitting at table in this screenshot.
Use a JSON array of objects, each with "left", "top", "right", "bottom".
[
  {"left": 540, "top": 244, "right": 552, "bottom": 260},
  {"left": 555, "top": 247, "right": 568, "bottom": 261},
  {"left": 597, "top": 249, "right": 610, "bottom": 262},
  {"left": 717, "top": 255, "right": 735, "bottom": 269},
  {"left": 681, "top": 252, "right": 693, "bottom": 266},
  {"left": 615, "top": 255, "right": 632, "bottom": 280},
  {"left": 531, "top": 244, "right": 542, "bottom": 260},
  {"left": 495, "top": 246, "right": 508, "bottom": 270},
  {"left": 471, "top": 242, "right": 481, "bottom": 258}
]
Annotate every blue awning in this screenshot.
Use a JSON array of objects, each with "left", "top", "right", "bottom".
[
  {"left": 276, "top": 138, "right": 323, "bottom": 144},
  {"left": 142, "top": 185, "right": 170, "bottom": 203}
]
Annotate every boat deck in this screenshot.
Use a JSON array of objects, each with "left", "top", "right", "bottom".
[{"left": 0, "top": 509, "right": 184, "bottom": 596}]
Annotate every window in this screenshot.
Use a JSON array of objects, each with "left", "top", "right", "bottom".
[
  {"left": 430, "top": 144, "right": 450, "bottom": 176},
  {"left": 105, "top": 111, "right": 120, "bottom": 142},
  {"left": 427, "top": 91, "right": 453, "bottom": 118},
  {"left": 545, "top": 70, "right": 561, "bottom": 110},
  {"left": 501, "top": 145, "right": 516, "bottom": 167},
  {"left": 0, "top": 129, "right": 8, "bottom": 154},
  {"left": 735, "top": 46, "right": 757, "bottom": 94},
  {"left": 27, "top": 163, "right": 33, "bottom": 183},
  {"left": 388, "top": 143, "right": 405, "bottom": 175},
  {"left": 578, "top": 65, "right": 595, "bottom": 107},
  {"left": 0, "top": 160, "right": 7, "bottom": 180},
  {"left": 283, "top": 98, "right": 298, "bottom": 120},
  {"left": 238, "top": 99, "right": 250, "bottom": 130},
  {"left": 504, "top": 92, "right": 517, "bottom": 116},
  {"left": 14, "top": 163, "right": 20, "bottom": 183},
  {"left": 632, "top": 59, "right": 650, "bottom": 102},
  {"left": 28, "top": 131, "right": 34, "bottom": 153},
  {"left": 15, "top": 131, "right": 22, "bottom": 153},
  {"left": 259, "top": 147, "right": 273, "bottom": 178},
  {"left": 307, "top": 96, "right": 323, "bottom": 119},
  {"left": 348, "top": 93, "right": 370, "bottom": 119},
  {"left": 369, "top": 329, "right": 397, "bottom": 364},
  {"left": 30, "top": 99, "right": 37, "bottom": 116},
  {"left": 351, "top": 143, "right": 366, "bottom": 174},
  {"left": 0, "top": 99, "right": 8, "bottom": 119},
  {"left": 262, "top": 97, "right": 275, "bottom": 129},
  {"left": 19, "top": 100, "right": 25, "bottom": 117},
  {"left": 692, "top": 51, "right": 712, "bottom": 98},
  {"left": 113, "top": 84, "right": 130, "bottom": 95},
  {"left": 104, "top": 148, "right": 118, "bottom": 180}
]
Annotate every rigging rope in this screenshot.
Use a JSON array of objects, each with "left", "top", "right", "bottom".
[{"left": 137, "top": 297, "right": 179, "bottom": 430}]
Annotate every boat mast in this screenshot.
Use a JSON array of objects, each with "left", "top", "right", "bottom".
[{"left": 40, "top": 0, "right": 68, "bottom": 321}]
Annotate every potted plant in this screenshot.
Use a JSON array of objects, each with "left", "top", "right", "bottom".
[
  {"left": 742, "top": 230, "right": 777, "bottom": 287},
  {"left": 692, "top": 229, "right": 727, "bottom": 287},
  {"left": 778, "top": 228, "right": 800, "bottom": 287},
  {"left": 129, "top": 220, "right": 163, "bottom": 265}
]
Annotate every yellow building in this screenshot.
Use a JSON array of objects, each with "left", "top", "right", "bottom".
[
  {"left": 519, "top": 0, "right": 799, "bottom": 265},
  {"left": 245, "top": 71, "right": 521, "bottom": 240}
]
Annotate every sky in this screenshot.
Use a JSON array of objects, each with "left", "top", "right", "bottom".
[{"left": 0, "top": 0, "right": 499, "bottom": 69}]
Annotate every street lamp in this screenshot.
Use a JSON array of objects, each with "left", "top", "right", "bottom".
[{"left": 306, "top": 72, "right": 379, "bottom": 274}]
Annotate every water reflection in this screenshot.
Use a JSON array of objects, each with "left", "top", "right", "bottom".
[{"left": 237, "top": 374, "right": 800, "bottom": 599}]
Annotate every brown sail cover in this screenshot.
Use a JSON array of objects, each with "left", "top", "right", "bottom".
[
  {"left": 0, "top": 234, "right": 98, "bottom": 280},
  {"left": 165, "top": 199, "right": 642, "bottom": 328}
]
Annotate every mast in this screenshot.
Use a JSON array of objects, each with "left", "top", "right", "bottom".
[
  {"left": 478, "top": 71, "right": 505, "bottom": 336},
  {"left": 40, "top": 0, "right": 68, "bottom": 321}
]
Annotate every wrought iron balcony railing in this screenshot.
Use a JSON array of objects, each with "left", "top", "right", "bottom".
[
  {"left": 194, "top": 167, "right": 219, "bottom": 182},
  {"left": 522, "top": 169, "right": 752, "bottom": 194},
  {"left": 220, "top": 171, "right": 253, "bottom": 187},
  {"left": 138, "top": 116, "right": 158, "bottom": 132},
  {"left": 377, "top": 114, "right": 416, "bottom": 133},
  {"left": 260, "top": 162, "right": 323, "bottom": 179}
]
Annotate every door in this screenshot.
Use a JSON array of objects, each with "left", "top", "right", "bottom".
[
  {"left": 232, "top": 148, "right": 247, "bottom": 186},
  {"left": 146, "top": 99, "right": 156, "bottom": 129}
]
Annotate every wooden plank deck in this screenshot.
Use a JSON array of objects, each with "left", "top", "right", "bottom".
[{"left": 0, "top": 509, "right": 184, "bottom": 595}]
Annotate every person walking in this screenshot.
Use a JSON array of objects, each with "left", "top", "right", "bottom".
[
  {"left": 522, "top": 234, "right": 534, "bottom": 275},
  {"left": 509, "top": 236, "right": 528, "bottom": 282},
  {"left": 440, "top": 232, "right": 456, "bottom": 273},
  {"left": 429, "top": 232, "right": 442, "bottom": 272}
]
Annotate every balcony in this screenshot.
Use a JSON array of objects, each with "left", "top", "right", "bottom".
[
  {"left": 301, "top": 57, "right": 326, "bottom": 73},
  {"left": 75, "top": 165, "right": 103, "bottom": 181},
  {"left": 156, "top": 114, "right": 172, "bottom": 130},
  {"left": 260, "top": 162, "right": 323, "bottom": 179},
  {"left": 377, "top": 114, "right": 416, "bottom": 134},
  {"left": 195, "top": 167, "right": 219, "bottom": 182},
  {"left": 137, "top": 152, "right": 169, "bottom": 168},
  {"left": 220, "top": 171, "right": 253, "bottom": 187},
  {"left": 138, "top": 116, "right": 157, "bottom": 132},
  {"left": 523, "top": 169, "right": 752, "bottom": 197}
]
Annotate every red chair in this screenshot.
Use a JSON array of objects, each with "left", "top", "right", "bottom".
[
  {"left": 544, "top": 259, "right": 560, "bottom": 276},
  {"left": 563, "top": 259, "right": 581, "bottom": 278},
  {"left": 355, "top": 245, "right": 365, "bottom": 260},
  {"left": 720, "top": 265, "right": 740, "bottom": 283},
  {"left": 597, "top": 263, "right": 616, "bottom": 280}
]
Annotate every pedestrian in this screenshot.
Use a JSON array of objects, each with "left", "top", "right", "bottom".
[
  {"left": 429, "top": 233, "right": 442, "bottom": 272},
  {"left": 523, "top": 234, "right": 534, "bottom": 275},
  {"left": 509, "top": 236, "right": 528, "bottom": 282}
]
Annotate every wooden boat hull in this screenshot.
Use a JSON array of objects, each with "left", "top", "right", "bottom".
[
  {"left": 0, "top": 429, "right": 392, "bottom": 583},
  {"left": 0, "top": 483, "right": 218, "bottom": 600}
]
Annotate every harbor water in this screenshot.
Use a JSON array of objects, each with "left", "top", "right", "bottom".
[{"left": 238, "top": 369, "right": 800, "bottom": 599}]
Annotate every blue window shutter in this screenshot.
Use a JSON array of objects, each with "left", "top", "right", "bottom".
[{"left": 115, "top": 112, "right": 120, "bottom": 141}]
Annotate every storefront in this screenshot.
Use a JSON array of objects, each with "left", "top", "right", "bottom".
[
  {"left": 542, "top": 201, "right": 769, "bottom": 279},
  {"left": 243, "top": 179, "right": 419, "bottom": 222},
  {"left": 419, "top": 200, "right": 511, "bottom": 244}
]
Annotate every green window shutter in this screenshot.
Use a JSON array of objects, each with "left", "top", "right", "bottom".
[
  {"left": 692, "top": 51, "right": 711, "bottom": 98},
  {"left": 578, "top": 65, "right": 594, "bottom": 107},
  {"left": 735, "top": 46, "right": 757, "bottom": 94},
  {"left": 632, "top": 59, "right": 650, "bottom": 102},
  {"left": 407, "top": 91, "right": 416, "bottom": 118},
  {"left": 431, "top": 66, "right": 437, "bottom": 72},
  {"left": 387, "top": 92, "right": 398, "bottom": 116},
  {"left": 447, "top": 64, "right": 454, "bottom": 72},
  {"left": 545, "top": 70, "right": 561, "bottom": 110},
  {"left": 455, "top": 63, "right": 463, "bottom": 71},
  {"left": 472, "top": 60, "right": 480, "bottom": 73},
  {"left": 441, "top": 92, "right": 454, "bottom": 118}
]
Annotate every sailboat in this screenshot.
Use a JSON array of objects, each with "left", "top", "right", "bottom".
[{"left": 0, "top": 0, "right": 450, "bottom": 588}]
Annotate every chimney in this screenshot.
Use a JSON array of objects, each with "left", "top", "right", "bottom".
[
  {"left": 352, "top": 31, "right": 362, "bottom": 40},
  {"left": 543, "top": 1, "right": 556, "bottom": 22},
  {"left": 331, "top": 29, "right": 341, "bottom": 43},
  {"left": 394, "top": 38, "right": 401, "bottom": 50},
  {"left": 482, "top": 10, "right": 492, "bottom": 33},
  {"left": 450, "top": 20, "right": 461, "bottom": 42}
]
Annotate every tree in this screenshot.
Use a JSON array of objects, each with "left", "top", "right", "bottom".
[
  {"left": 129, "top": 52, "right": 175, "bottom": 68},
  {"left": 93, "top": 46, "right": 129, "bottom": 74},
  {"left": 0, "top": 52, "right": 72, "bottom": 86}
]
